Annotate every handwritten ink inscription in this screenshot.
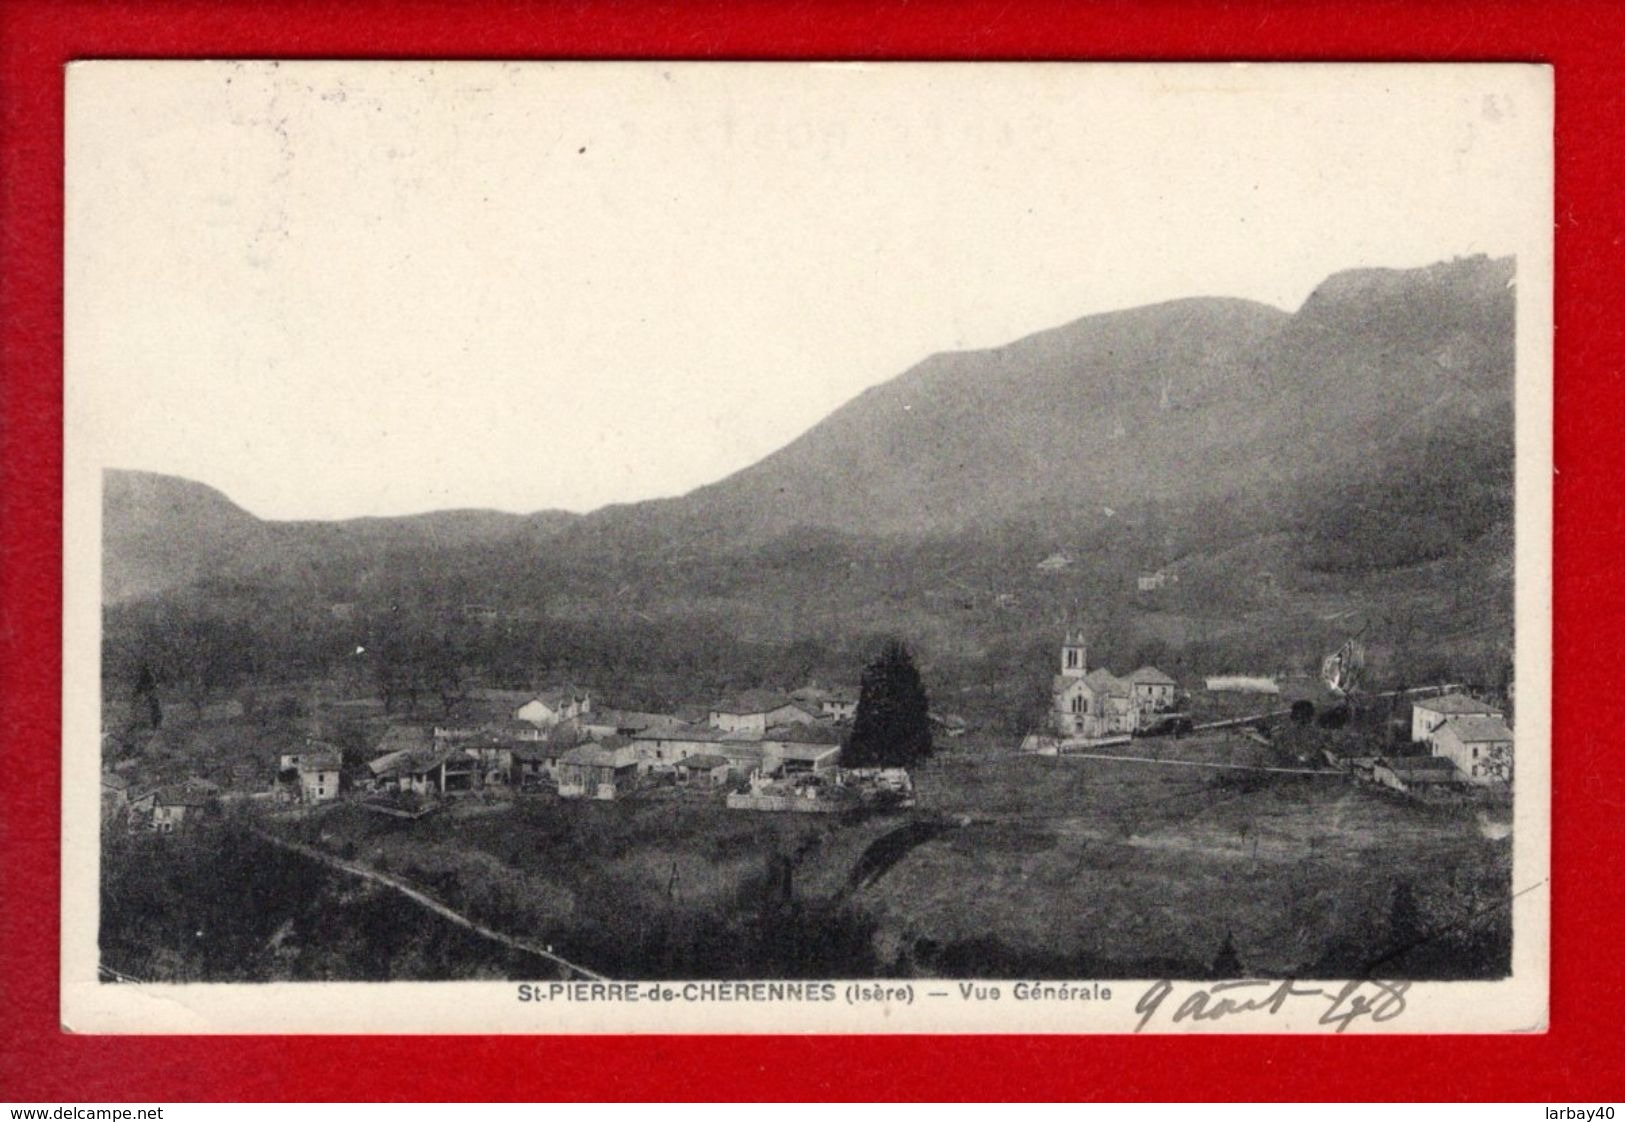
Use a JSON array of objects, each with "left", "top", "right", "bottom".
[{"left": 1134, "top": 979, "right": 1411, "bottom": 1033}]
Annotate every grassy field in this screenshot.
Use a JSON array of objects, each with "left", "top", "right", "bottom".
[
  {"left": 274, "top": 734, "right": 1510, "bottom": 981},
  {"left": 885, "top": 750, "right": 1508, "bottom": 977}
]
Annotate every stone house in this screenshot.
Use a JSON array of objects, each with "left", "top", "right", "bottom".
[
  {"left": 296, "top": 746, "right": 342, "bottom": 803},
  {"left": 514, "top": 687, "right": 593, "bottom": 728},
  {"left": 1125, "top": 666, "right": 1179, "bottom": 713},
  {"left": 557, "top": 739, "right": 640, "bottom": 799},
  {"left": 707, "top": 691, "right": 814, "bottom": 735},
  {"left": 762, "top": 722, "right": 844, "bottom": 775},
  {"left": 131, "top": 784, "right": 215, "bottom": 833},
  {"left": 819, "top": 689, "right": 859, "bottom": 723},
  {"left": 368, "top": 746, "right": 476, "bottom": 796},
  {"left": 1429, "top": 715, "right": 1514, "bottom": 785},
  {"left": 1410, "top": 694, "right": 1504, "bottom": 747}
]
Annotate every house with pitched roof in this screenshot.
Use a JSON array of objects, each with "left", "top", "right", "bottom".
[
  {"left": 631, "top": 723, "right": 727, "bottom": 769},
  {"left": 708, "top": 690, "right": 815, "bottom": 735},
  {"left": 712, "top": 736, "right": 768, "bottom": 777},
  {"left": 514, "top": 687, "right": 593, "bottom": 728},
  {"left": 130, "top": 783, "right": 217, "bottom": 833},
  {"left": 510, "top": 741, "right": 568, "bottom": 789},
  {"left": 368, "top": 746, "right": 476, "bottom": 796},
  {"left": 579, "top": 708, "right": 686, "bottom": 741},
  {"left": 1430, "top": 715, "right": 1514, "bottom": 785},
  {"left": 1410, "top": 693, "right": 1504, "bottom": 746},
  {"left": 295, "top": 741, "right": 343, "bottom": 803},
  {"left": 763, "top": 722, "right": 844, "bottom": 775},
  {"left": 557, "top": 738, "right": 640, "bottom": 799},
  {"left": 1125, "top": 666, "right": 1179, "bottom": 712},
  {"left": 820, "top": 688, "right": 859, "bottom": 723},
  {"left": 458, "top": 734, "right": 515, "bottom": 786}
]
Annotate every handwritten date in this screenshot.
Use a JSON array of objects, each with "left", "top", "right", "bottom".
[{"left": 1134, "top": 978, "right": 1410, "bottom": 1033}]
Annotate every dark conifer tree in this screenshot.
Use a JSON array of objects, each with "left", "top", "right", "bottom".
[
  {"left": 1389, "top": 879, "right": 1424, "bottom": 952},
  {"left": 1211, "top": 930, "right": 1243, "bottom": 977},
  {"left": 133, "top": 661, "right": 161, "bottom": 729},
  {"left": 845, "top": 639, "right": 933, "bottom": 768}
]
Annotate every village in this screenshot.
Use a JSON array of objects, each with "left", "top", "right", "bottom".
[
  {"left": 101, "top": 676, "right": 934, "bottom": 832},
  {"left": 101, "top": 620, "right": 1512, "bottom": 837}
]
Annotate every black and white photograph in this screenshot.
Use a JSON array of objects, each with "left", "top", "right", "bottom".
[{"left": 61, "top": 61, "right": 1551, "bottom": 1033}]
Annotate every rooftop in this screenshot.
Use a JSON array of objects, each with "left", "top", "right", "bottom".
[
  {"left": 1126, "top": 666, "right": 1178, "bottom": 686},
  {"left": 1438, "top": 715, "right": 1514, "bottom": 743},
  {"left": 1083, "top": 668, "right": 1132, "bottom": 697},
  {"left": 560, "top": 740, "right": 637, "bottom": 767},
  {"left": 369, "top": 745, "right": 467, "bottom": 778}
]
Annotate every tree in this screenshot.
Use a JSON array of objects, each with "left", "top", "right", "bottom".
[
  {"left": 1388, "top": 879, "right": 1424, "bottom": 954},
  {"left": 1211, "top": 931, "right": 1243, "bottom": 977},
  {"left": 845, "top": 639, "right": 933, "bottom": 768},
  {"left": 132, "top": 661, "right": 162, "bottom": 730}
]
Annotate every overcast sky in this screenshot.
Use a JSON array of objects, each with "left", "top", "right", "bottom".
[{"left": 67, "top": 62, "right": 1548, "bottom": 520}]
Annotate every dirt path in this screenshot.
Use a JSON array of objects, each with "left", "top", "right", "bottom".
[{"left": 253, "top": 829, "right": 608, "bottom": 981}]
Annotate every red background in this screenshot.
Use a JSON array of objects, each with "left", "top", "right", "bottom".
[{"left": 2, "top": 0, "right": 1620, "bottom": 1102}]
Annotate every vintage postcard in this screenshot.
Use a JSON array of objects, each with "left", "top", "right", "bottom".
[{"left": 62, "top": 61, "right": 1551, "bottom": 1033}]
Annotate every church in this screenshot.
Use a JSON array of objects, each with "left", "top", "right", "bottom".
[{"left": 1051, "top": 631, "right": 1179, "bottom": 739}]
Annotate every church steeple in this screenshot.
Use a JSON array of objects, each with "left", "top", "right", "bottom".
[{"left": 1061, "top": 631, "right": 1088, "bottom": 678}]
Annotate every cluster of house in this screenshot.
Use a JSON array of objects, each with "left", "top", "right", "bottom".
[
  {"left": 100, "top": 675, "right": 937, "bottom": 828},
  {"left": 350, "top": 683, "right": 866, "bottom": 804},
  {"left": 1344, "top": 693, "right": 1514, "bottom": 792},
  {"left": 1049, "top": 632, "right": 1180, "bottom": 739},
  {"left": 101, "top": 773, "right": 221, "bottom": 833}
]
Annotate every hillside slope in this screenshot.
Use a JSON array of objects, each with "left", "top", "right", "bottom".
[
  {"left": 103, "top": 471, "right": 276, "bottom": 603},
  {"left": 103, "top": 255, "right": 1515, "bottom": 604},
  {"left": 593, "top": 254, "right": 1513, "bottom": 545},
  {"left": 102, "top": 471, "right": 580, "bottom": 604}
]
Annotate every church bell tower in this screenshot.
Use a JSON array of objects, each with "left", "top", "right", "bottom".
[{"left": 1061, "top": 630, "right": 1088, "bottom": 678}]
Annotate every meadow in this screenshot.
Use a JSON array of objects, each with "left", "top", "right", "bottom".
[{"left": 256, "top": 736, "right": 1511, "bottom": 981}]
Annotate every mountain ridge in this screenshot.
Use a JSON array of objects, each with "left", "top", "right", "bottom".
[{"left": 103, "top": 253, "right": 1514, "bottom": 604}]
